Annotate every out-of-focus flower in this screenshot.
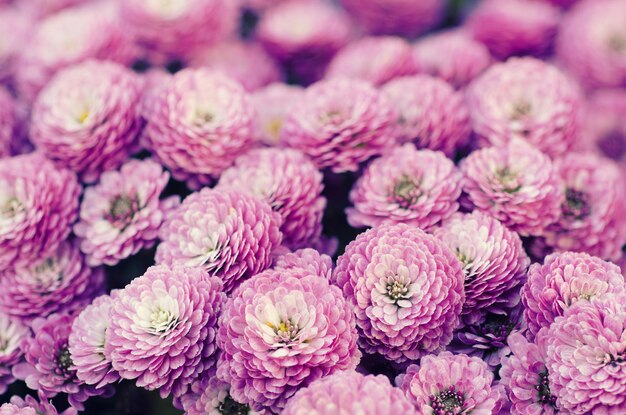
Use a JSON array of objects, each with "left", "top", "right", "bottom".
[
  {"left": 281, "top": 77, "right": 397, "bottom": 173},
  {"left": 142, "top": 68, "right": 257, "bottom": 188},
  {"left": 216, "top": 268, "right": 361, "bottom": 413},
  {"left": 273, "top": 248, "right": 333, "bottom": 280},
  {"left": 252, "top": 83, "right": 303, "bottom": 146},
  {"left": 182, "top": 371, "right": 261, "bottom": 415},
  {"left": 283, "top": 371, "right": 417, "bottom": 415},
  {"left": 0, "top": 8, "right": 31, "bottom": 85},
  {"left": 0, "top": 87, "right": 18, "bottom": 158},
  {"left": 4, "top": 393, "right": 78, "bottom": 415},
  {"left": 326, "top": 36, "right": 418, "bottom": 86},
  {"left": 106, "top": 265, "right": 225, "bottom": 399},
  {"left": 156, "top": 188, "right": 282, "bottom": 293},
  {"left": 347, "top": 144, "right": 462, "bottom": 231},
  {"left": 0, "top": 153, "right": 81, "bottom": 269},
  {"left": 333, "top": 223, "right": 465, "bottom": 362},
  {"left": 465, "top": 57, "right": 582, "bottom": 158},
  {"left": 381, "top": 75, "right": 470, "bottom": 156},
  {"left": 19, "top": 0, "right": 88, "bottom": 20},
  {"left": 0, "top": 313, "right": 29, "bottom": 395},
  {"left": 0, "top": 241, "right": 105, "bottom": 322},
  {"left": 30, "top": 60, "right": 143, "bottom": 183},
  {"left": 460, "top": 139, "right": 564, "bottom": 237},
  {"left": 521, "top": 251, "right": 625, "bottom": 340},
  {"left": 74, "top": 159, "right": 179, "bottom": 266}
]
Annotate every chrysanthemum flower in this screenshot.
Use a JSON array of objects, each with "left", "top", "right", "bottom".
[
  {"left": 333, "top": 223, "right": 465, "bottom": 362},
  {"left": 347, "top": 144, "right": 462, "bottom": 231},
  {"left": 142, "top": 68, "right": 257, "bottom": 188},
  {"left": 217, "top": 268, "right": 361, "bottom": 413},
  {"left": 252, "top": 83, "right": 303, "bottom": 146},
  {"left": 74, "top": 159, "right": 179, "bottom": 266},
  {"left": 521, "top": 251, "right": 625, "bottom": 340},
  {"left": 218, "top": 148, "right": 325, "bottom": 250},
  {"left": 465, "top": 58, "right": 582, "bottom": 158},
  {"left": 397, "top": 351, "right": 501, "bottom": 415},
  {"left": 0, "top": 153, "right": 81, "bottom": 269},
  {"left": 106, "top": 265, "right": 225, "bottom": 399},
  {"left": 156, "top": 188, "right": 282, "bottom": 293},
  {"left": 460, "top": 139, "right": 564, "bottom": 236},
  {"left": 182, "top": 371, "right": 261, "bottom": 415},
  {"left": 325, "top": 36, "right": 418, "bottom": 86},
  {"left": 31, "top": 60, "right": 144, "bottom": 183},
  {"left": 281, "top": 78, "right": 398, "bottom": 173},
  {"left": 283, "top": 371, "right": 417, "bottom": 415},
  {"left": 273, "top": 248, "right": 333, "bottom": 280},
  {"left": 381, "top": 75, "right": 471, "bottom": 156},
  {"left": 3, "top": 393, "right": 77, "bottom": 415},
  {"left": 0, "top": 8, "right": 31, "bottom": 85},
  {"left": 0, "top": 313, "right": 29, "bottom": 395}
]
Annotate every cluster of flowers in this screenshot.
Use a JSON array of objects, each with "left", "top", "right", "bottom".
[{"left": 0, "top": 0, "right": 626, "bottom": 414}]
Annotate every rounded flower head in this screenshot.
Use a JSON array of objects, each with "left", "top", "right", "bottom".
[
  {"left": 544, "top": 153, "right": 626, "bottom": 260},
  {"left": 434, "top": 211, "right": 530, "bottom": 323},
  {"left": 4, "top": 393, "right": 78, "bottom": 415},
  {"left": 283, "top": 371, "right": 417, "bottom": 415},
  {"left": 217, "top": 268, "right": 361, "bottom": 413},
  {"left": 347, "top": 144, "right": 462, "bottom": 231},
  {"left": 521, "top": 251, "right": 625, "bottom": 340},
  {"left": 325, "top": 36, "right": 418, "bottom": 87},
  {"left": 274, "top": 248, "right": 334, "bottom": 280},
  {"left": 252, "top": 83, "right": 303, "bottom": 146},
  {"left": 544, "top": 293, "right": 626, "bottom": 414},
  {"left": 183, "top": 371, "right": 261, "bottom": 415},
  {"left": 465, "top": 57, "right": 582, "bottom": 158},
  {"left": 281, "top": 78, "right": 398, "bottom": 173},
  {"left": 460, "top": 139, "right": 564, "bottom": 236},
  {"left": 0, "top": 313, "right": 29, "bottom": 394},
  {"left": 218, "top": 148, "right": 325, "bottom": 250},
  {"left": 0, "top": 153, "right": 81, "bottom": 269},
  {"left": 332, "top": 223, "right": 465, "bottom": 362},
  {"left": 339, "top": 0, "right": 445, "bottom": 38},
  {"left": 106, "top": 265, "right": 225, "bottom": 399},
  {"left": 0, "top": 8, "right": 31, "bottom": 85},
  {"left": 74, "top": 158, "right": 179, "bottom": 266},
  {"left": 556, "top": 0, "right": 626, "bottom": 89},
  {"left": 398, "top": 351, "right": 501, "bottom": 415},
  {"left": 142, "top": 68, "right": 257, "bottom": 188},
  {"left": 156, "top": 188, "right": 282, "bottom": 293},
  {"left": 31, "top": 60, "right": 144, "bottom": 183},
  {"left": 0, "top": 241, "right": 105, "bottom": 322},
  {"left": 467, "top": 0, "right": 560, "bottom": 59},
  {"left": 413, "top": 30, "right": 491, "bottom": 89},
  {"left": 381, "top": 75, "right": 471, "bottom": 156}
]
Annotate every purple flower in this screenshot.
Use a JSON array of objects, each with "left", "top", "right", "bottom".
[
  {"left": 0, "top": 153, "right": 81, "bottom": 269},
  {"left": 381, "top": 75, "right": 471, "bottom": 156},
  {"left": 218, "top": 148, "right": 325, "bottom": 250},
  {"left": 332, "top": 223, "right": 465, "bottom": 362},
  {"left": 465, "top": 57, "right": 582, "bottom": 158},
  {"left": 252, "top": 83, "right": 304, "bottom": 146},
  {"left": 156, "top": 188, "right": 282, "bottom": 293},
  {"left": 74, "top": 159, "right": 179, "bottom": 266},
  {"left": 347, "top": 144, "right": 462, "bottom": 231},
  {"left": 3, "top": 393, "right": 77, "bottom": 415},
  {"left": 283, "top": 371, "right": 417, "bottom": 415},
  {"left": 30, "top": 60, "right": 143, "bottom": 183},
  {"left": 216, "top": 268, "right": 361, "bottom": 413},
  {"left": 142, "top": 68, "right": 257, "bottom": 188},
  {"left": 274, "top": 248, "right": 334, "bottom": 280},
  {"left": 0, "top": 313, "right": 29, "bottom": 394},
  {"left": 106, "top": 265, "right": 225, "bottom": 399},
  {"left": 460, "top": 139, "right": 564, "bottom": 237}
]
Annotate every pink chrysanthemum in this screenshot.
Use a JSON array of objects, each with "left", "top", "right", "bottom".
[
  {"left": 281, "top": 77, "right": 398, "bottom": 173},
  {"left": 325, "top": 36, "right": 418, "bottom": 86},
  {"left": 106, "top": 265, "right": 225, "bottom": 399},
  {"left": 381, "top": 75, "right": 471, "bottom": 156},
  {"left": 74, "top": 159, "right": 179, "bottom": 266},
  {"left": 3, "top": 393, "right": 78, "bottom": 415},
  {"left": 156, "top": 188, "right": 282, "bottom": 293},
  {"left": 543, "top": 153, "right": 626, "bottom": 260},
  {"left": 397, "top": 351, "right": 501, "bottom": 415},
  {"left": 347, "top": 144, "right": 462, "bottom": 231},
  {"left": 30, "top": 60, "right": 143, "bottom": 183},
  {"left": 0, "top": 8, "right": 31, "bottom": 85},
  {"left": 465, "top": 57, "right": 582, "bottom": 158},
  {"left": 273, "top": 248, "right": 333, "bottom": 280},
  {"left": 460, "top": 139, "right": 564, "bottom": 236},
  {"left": 218, "top": 148, "right": 325, "bottom": 250},
  {"left": 0, "top": 313, "right": 29, "bottom": 395},
  {"left": 466, "top": 0, "right": 560, "bottom": 59},
  {"left": 413, "top": 30, "right": 491, "bottom": 89},
  {"left": 142, "top": 68, "right": 257, "bottom": 188},
  {"left": 544, "top": 293, "right": 626, "bottom": 414},
  {"left": 252, "top": 83, "right": 304, "bottom": 146},
  {"left": 521, "top": 251, "right": 626, "bottom": 340},
  {"left": 217, "top": 268, "right": 361, "bottom": 413},
  {"left": 182, "top": 371, "right": 261, "bottom": 415},
  {"left": 0, "top": 153, "right": 81, "bottom": 269},
  {"left": 283, "top": 371, "right": 417, "bottom": 415},
  {"left": 332, "top": 223, "right": 465, "bottom": 362},
  {"left": 556, "top": 0, "right": 626, "bottom": 89},
  {"left": 339, "top": 0, "right": 445, "bottom": 38}
]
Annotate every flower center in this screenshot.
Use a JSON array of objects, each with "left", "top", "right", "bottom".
[
  {"left": 431, "top": 387, "right": 465, "bottom": 415},
  {"left": 597, "top": 130, "right": 626, "bottom": 162},
  {"left": 57, "top": 345, "right": 74, "bottom": 377},
  {"left": 0, "top": 196, "right": 24, "bottom": 221},
  {"left": 107, "top": 194, "right": 139, "bottom": 229},
  {"left": 386, "top": 280, "right": 409, "bottom": 301},
  {"left": 495, "top": 167, "right": 521, "bottom": 193},
  {"left": 511, "top": 101, "right": 532, "bottom": 120},
  {"left": 319, "top": 109, "right": 345, "bottom": 126},
  {"left": 608, "top": 33, "right": 626, "bottom": 53},
  {"left": 270, "top": 320, "right": 300, "bottom": 344},
  {"left": 149, "top": 308, "right": 178, "bottom": 335},
  {"left": 535, "top": 370, "right": 557, "bottom": 407},
  {"left": 218, "top": 394, "right": 250, "bottom": 415},
  {"left": 562, "top": 188, "right": 591, "bottom": 220},
  {"left": 391, "top": 175, "right": 422, "bottom": 208}
]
